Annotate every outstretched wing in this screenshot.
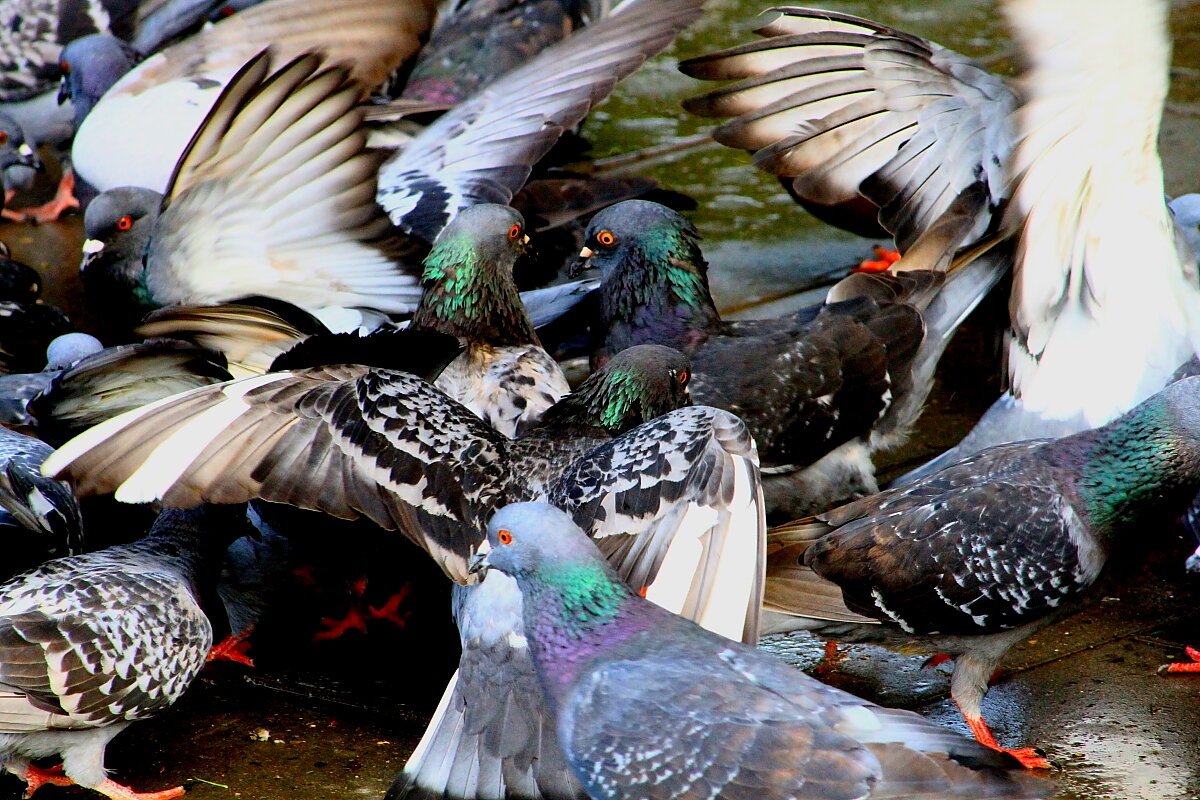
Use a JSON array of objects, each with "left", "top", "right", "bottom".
[
  {"left": 44, "top": 364, "right": 509, "bottom": 583},
  {"left": 682, "top": 7, "right": 1015, "bottom": 268},
  {"left": 149, "top": 52, "right": 421, "bottom": 314},
  {"left": 376, "top": 0, "right": 704, "bottom": 241},
  {"left": 548, "top": 406, "right": 765, "bottom": 644}
]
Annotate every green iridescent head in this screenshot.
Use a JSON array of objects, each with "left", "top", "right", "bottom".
[{"left": 542, "top": 344, "right": 692, "bottom": 433}]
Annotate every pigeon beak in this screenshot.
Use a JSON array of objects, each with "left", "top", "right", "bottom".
[
  {"left": 16, "top": 143, "right": 43, "bottom": 172},
  {"left": 468, "top": 539, "right": 492, "bottom": 576},
  {"left": 80, "top": 238, "right": 105, "bottom": 272},
  {"left": 521, "top": 234, "right": 530, "bottom": 245},
  {"left": 568, "top": 247, "right": 595, "bottom": 279},
  {"left": 57, "top": 77, "right": 70, "bottom": 106}
]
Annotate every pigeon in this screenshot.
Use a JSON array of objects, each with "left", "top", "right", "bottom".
[
  {"left": 0, "top": 425, "right": 83, "bottom": 583},
  {"left": 409, "top": 204, "right": 571, "bottom": 438},
  {"left": 574, "top": 199, "right": 1007, "bottom": 516},
  {"left": 681, "top": 3, "right": 1200, "bottom": 482},
  {"left": 41, "top": 340, "right": 764, "bottom": 800},
  {"left": 80, "top": 51, "right": 423, "bottom": 325},
  {"left": 70, "top": 0, "right": 436, "bottom": 195},
  {"left": 468, "top": 501, "right": 1054, "bottom": 800},
  {"left": 0, "top": 242, "right": 43, "bottom": 305},
  {"left": 0, "top": 332, "right": 104, "bottom": 429},
  {"left": 760, "top": 375, "right": 1200, "bottom": 768},
  {"left": 0, "top": 502, "right": 244, "bottom": 800},
  {"left": 0, "top": 111, "right": 43, "bottom": 219}
]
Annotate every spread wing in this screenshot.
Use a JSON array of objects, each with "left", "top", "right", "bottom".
[
  {"left": 43, "top": 365, "right": 511, "bottom": 583},
  {"left": 376, "top": 0, "right": 704, "bottom": 241},
  {"left": 547, "top": 406, "right": 765, "bottom": 644},
  {"left": 149, "top": 52, "right": 421, "bottom": 314},
  {"left": 682, "top": 7, "right": 1015, "bottom": 268}
]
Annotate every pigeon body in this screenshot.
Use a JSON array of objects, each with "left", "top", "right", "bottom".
[
  {"left": 577, "top": 199, "right": 1006, "bottom": 516},
  {"left": 763, "top": 375, "right": 1200, "bottom": 766},
  {"left": 473, "top": 502, "right": 1054, "bottom": 800},
  {"left": 0, "top": 503, "right": 242, "bottom": 800}
]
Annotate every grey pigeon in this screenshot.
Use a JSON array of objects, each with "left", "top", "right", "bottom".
[
  {"left": 0, "top": 503, "right": 244, "bottom": 800},
  {"left": 43, "top": 343, "right": 765, "bottom": 800},
  {"left": 575, "top": 199, "right": 1007, "bottom": 516},
  {"left": 470, "top": 501, "right": 1054, "bottom": 800},
  {"left": 762, "top": 375, "right": 1200, "bottom": 768},
  {"left": 0, "top": 111, "right": 42, "bottom": 216}
]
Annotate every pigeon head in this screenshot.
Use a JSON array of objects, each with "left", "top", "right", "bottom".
[
  {"left": 0, "top": 112, "right": 42, "bottom": 192},
  {"left": 474, "top": 502, "right": 622, "bottom": 589},
  {"left": 574, "top": 200, "right": 720, "bottom": 360},
  {"left": 81, "top": 187, "right": 163, "bottom": 316},
  {"left": 58, "top": 35, "right": 138, "bottom": 129},
  {"left": 0, "top": 247, "right": 42, "bottom": 304},
  {"left": 539, "top": 344, "right": 692, "bottom": 433},
  {"left": 412, "top": 204, "right": 540, "bottom": 346},
  {"left": 45, "top": 333, "right": 104, "bottom": 369},
  {"left": 574, "top": 200, "right": 707, "bottom": 282}
]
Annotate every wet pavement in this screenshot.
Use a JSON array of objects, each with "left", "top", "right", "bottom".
[{"left": 4, "top": 1, "right": 1200, "bottom": 799}]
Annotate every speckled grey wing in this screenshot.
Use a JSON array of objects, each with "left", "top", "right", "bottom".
[
  {"left": 682, "top": 7, "right": 1015, "bottom": 267},
  {"left": 563, "top": 634, "right": 1050, "bottom": 800},
  {"left": 376, "top": 0, "right": 704, "bottom": 241},
  {"left": 44, "top": 366, "right": 512, "bottom": 583},
  {"left": 0, "top": 427, "right": 83, "bottom": 574},
  {"left": 0, "top": 560, "right": 210, "bottom": 731},
  {"left": 806, "top": 440, "right": 1103, "bottom": 635},
  {"left": 547, "top": 406, "right": 765, "bottom": 644}
]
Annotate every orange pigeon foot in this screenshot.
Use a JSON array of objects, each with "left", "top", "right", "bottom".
[
  {"left": 853, "top": 244, "right": 901, "bottom": 273},
  {"left": 208, "top": 630, "right": 255, "bottom": 667},
  {"left": 960, "top": 708, "right": 1051, "bottom": 769},
  {"left": 18, "top": 764, "right": 73, "bottom": 797},
  {"left": 8, "top": 168, "right": 79, "bottom": 223},
  {"left": 1160, "top": 645, "right": 1200, "bottom": 673}
]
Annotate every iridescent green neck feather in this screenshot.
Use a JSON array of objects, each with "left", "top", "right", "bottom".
[{"left": 412, "top": 237, "right": 539, "bottom": 346}]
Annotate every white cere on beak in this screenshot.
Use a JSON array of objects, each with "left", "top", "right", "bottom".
[
  {"left": 81, "top": 239, "right": 105, "bottom": 255},
  {"left": 17, "top": 144, "right": 33, "bottom": 157},
  {"left": 579, "top": 246, "right": 594, "bottom": 258}
]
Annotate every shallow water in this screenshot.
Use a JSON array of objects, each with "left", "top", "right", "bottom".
[{"left": 3, "top": 2, "right": 1200, "bottom": 799}]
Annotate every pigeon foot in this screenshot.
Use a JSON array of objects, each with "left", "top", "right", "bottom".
[
  {"left": 1159, "top": 645, "right": 1200, "bottom": 674},
  {"left": 962, "top": 712, "right": 1051, "bottom": 769}
]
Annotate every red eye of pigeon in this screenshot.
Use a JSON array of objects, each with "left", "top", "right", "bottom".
[
  {"left": 497, "top": 529, "right": 513, "bottom": 545},
  {"left": 597, "top": 230, "right": 615, "bottom": 247},
  {"left": 0, "top": 133, "right": 7, "bottom": 145},
  {"left": 508, "top": 224, "right": 521, "bottom": 239},
  {"left": 678, "top": 370, "right": 688, "bottom": 385},
  {"left": 117, "top": 216, "right": 133, "bottom": 231}
]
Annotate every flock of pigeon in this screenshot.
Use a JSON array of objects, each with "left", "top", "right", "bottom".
[{"left": 0, "top": 0, "right": 1193, "bottom": 798}]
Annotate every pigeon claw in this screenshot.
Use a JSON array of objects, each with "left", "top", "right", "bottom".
[
  {"left": 1159, "top": 644, "right": 1200, "bottom": 674},
  {"left": 19, "top": 764, "right": 73, "bottom": 797},
  {"left": 208, "top": 631, "right": 256, "bottom": 667},
  {"left": 6, "top": 168, "right": 79, "bottom": 223},
  {"left": 962, "top": 712, "right": 1051, "bottom": 769},
  {"left": 852, "top": 245, "right": 901, "bottom": 273},
  {"left": 367, "top": 584, "right": 412, "bottom": 628},
  {"left": 93, "top": 778, "right": 186, "bottom": 800},
  {"left": 312, "top": 608, "right": 370, "bottom": 641}
]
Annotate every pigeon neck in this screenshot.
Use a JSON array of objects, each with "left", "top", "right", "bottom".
[
  {"left": 598, "top": 247, "right": 720, "bottom": 358},
  {"left": 539, "top": 371, "right": 669, "bottom": 435},
  {"left": 520, "top": 560, "right": 656, "bottom": 702},
  {"left": 412, "top": 246, "right": 539, "bottom": 347},
  {"left": 1068, "top": 400, "right": 1200, "bottom": 536}
]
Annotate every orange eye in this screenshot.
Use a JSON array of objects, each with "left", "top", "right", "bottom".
[
  {"left": 597, "top": 230, "right": 615, "bottom": 247},
  {"left": 497, "top": 529, "right": 513, "bottom": 545},
  {"left": 678, "top": 370, "right": 689, "bottom": 385},
  {"left": 508, "top": 224, "right": 521, "bottom": 239},
  {"left": 59, "top": 60, "right": 69, "bottom": 73},
  {"left": 116, "top": 216, "right": 133, "bottom": 231},
  {"left": 0, "top": 133, "right": 7, "bottom": 145}
]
